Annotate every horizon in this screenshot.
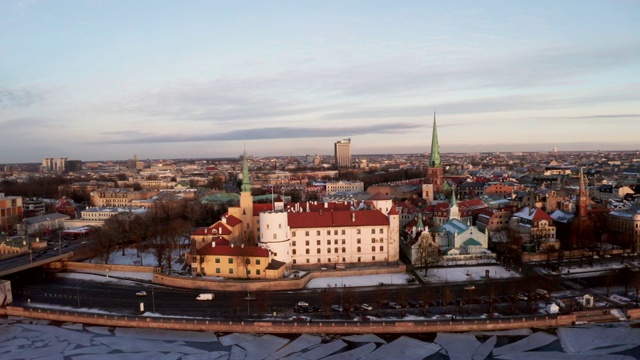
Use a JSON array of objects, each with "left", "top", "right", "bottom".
[{"left": 1, "top": 1, "right": 639, "bottom": 163}]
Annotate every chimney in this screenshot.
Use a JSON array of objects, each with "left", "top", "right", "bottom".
[
  {"left": 212, "top": 241, "right": 215, "bottom": 247},
  {"left": 241, "top": 244, "right": 244, "bottom": 248},
  {"left": 352, "top": 213, "right": 356, "bottom": 222}
]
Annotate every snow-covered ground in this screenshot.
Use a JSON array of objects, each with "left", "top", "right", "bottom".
[
  {"left": 2, "top": 316, "right": 640, "bottom": 359},
  {"left": 419, "top": 265, "right": 521, "bottom": 283}
]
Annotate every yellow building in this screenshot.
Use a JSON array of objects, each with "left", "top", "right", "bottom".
[{"left": 191, "top": 243, "right": 284, "bottom": 280}]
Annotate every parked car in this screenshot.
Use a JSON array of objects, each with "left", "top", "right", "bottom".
[
  {"left": 331, "top": 305, "right": 344, "bottom": 312},
  {"left": 360, "top": 303, "right": 373, "bottom": 311},
  {"left": 136, "top": 291, "right": 148, "bottom": 297},
  {"left": 297, "top": 301, "right": 309, "bottom": 308},
  {"left": 387, "top": 302, "right": 402, "bottom": 309}
]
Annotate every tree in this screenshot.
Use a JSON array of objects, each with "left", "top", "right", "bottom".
[
  {"left": 416, "top": 232, "right": 440, "bottom": 276},
  {"left": 92, "top": 226, "right": 117, "bottom": 264}
]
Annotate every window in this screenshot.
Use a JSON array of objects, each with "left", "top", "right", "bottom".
[
  {"left": 292, "top": 241, "right": 296, "bottom": 246},
  {"left": 246, "top": 258, "right": 251, "bottom": 264},
  {"left": 216, "top": 268, "right": 220, "bottom": 274},
  {"left": 247, "top": 269, "right": 251, "bottom": 275},
  {"left": 317, "top": 240, "right": 321, "bottom": 245},
  {"left": 380, "top": 246, "right": 384, "bottom": 251},
  {"left": 317, "top": 248, "right": 321, "bottom": 254},
  {"left": 256, "top": 269, "right": 261, "bottom": 275},
  {"left": 306, "top": 259, "right": 310, "bottom": 263},
  {"left": 279, "top": 224, "right": 282, "bottom": 228},
  {"left": 342, "top": 239, "right": 346, "bottom": 244},
  {"left": 215, "top": 258, "right": 220, "bottom": 263},
  {"left": 372, "top": 246, "right": 376, "bottom": 252},
  {"left": 306, "top": 249, "right": 310, "bottom": 254},
  {"left": 292, "top": 231, "right": 296, "bottom": 237},
  {"left": 316, "top": 230, "right": 321, "bottom": 236},
  {"left": 327, "top": 248, "right": 331, "bottom": 253},
  {"left": 229, "top": 268, "right": 234, "bottom": 274},
  {"left": 342, "top": 247, "right": 346, "bottom": 253},
  {"left": 380, "top": 238, "right": 384, "bottom": 243},
  {"left": 357, "top": 246, "right": 361, "bottom": 252},
  {"left": 357, "top": 229, "right": 361, "bottom": 235},
  {"left": 372, "top": 256, "right": 375, "bottom": 261},
  {"left": 357, "top": 257, "right": 361, "bottom": 262},
  {"left": 256, "top": 259, "right": 260, "bottom": 265},
  {"left": 327, "top": 230, "right": 331, "bottom": 235},
  {"left": 293, "top": 259, "right": 297, "bottom": 264},
  {"left": 266, "top": 224, "right": 270, "bottom": 229},
  {"left": 371, "top": 229, "right": 375, "bottom": 234},
  {"left": 305, "top": 240, "right": 309, "bottom": 246},
  {"left": 341, "top": 230, "right": 346, "bottom": 235},
  {"left": 357, "top": 239, "right": 361, "bottom": 244},
  {"left": 228, "top": 258, "right": 234, "bottom": 264},
  {"left": 334, "top": 239, "right": 338, "bottom": 245},
  {"left": 305, "top": 231, "right": 309, "bottom": 236},
  {"left": 334, "top": 230, "right": 338, "bottom": 235},
  {"left": 379, "top": 228, "right": 384, "bottom": 234},
  {"left": 334, "top": 247, "right": 338, "bottom": 254},
  {"left": 327, "top": 240, "right": 331, "bottom": 245},
  {"left": 273, "top": 234, "right": 277, "bottom": 240},
  {"left": 372, "top": 238, "right": 376, "bottom": 243}
]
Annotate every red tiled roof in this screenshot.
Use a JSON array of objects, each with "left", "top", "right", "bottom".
[
  {"left": 224, "top": 214, "right": 242, "bottom": 227},
  {"left": 197, "top": 245, "right": 269, "bottom": 257},
  {"left": 368, "top": 192, "right": 393, "bottom": 200},
  {"left": 288, "top": 210, "right": 389, "bottom": 228},
  {"left": 192, "top": 223, "right": 232, "bottom": 236}
]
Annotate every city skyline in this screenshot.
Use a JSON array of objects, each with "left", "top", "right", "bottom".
[{"left": 1, "top": 1, "right": 639, "bottom": 163}]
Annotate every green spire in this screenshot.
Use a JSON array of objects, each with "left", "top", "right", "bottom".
[
  {"left": 450, "top": 185, "right": 457, "bottom": 207},
  {"left": 416, "top": 214, "right": 425, "bottom": 231},
  {"left": 241, "top": 149, "right": 251, "bottom": 193},
  {"left": 430, "top": 112, "right": 441, "bottom": 167}
]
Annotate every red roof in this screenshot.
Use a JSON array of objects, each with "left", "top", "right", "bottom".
[
  {"left": 288, "top": 210, "right": 389, "bottom": 229},
  {"left": 223, "top": 214, "right": 242, "bottom": 227},
  {"left": 197, "top": 245, "right": 269, "bottom": 257},
  {"left": 192, "top": 223, "right": 232, "bottom": 236}
]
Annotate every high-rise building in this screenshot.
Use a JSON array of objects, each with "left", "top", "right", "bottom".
[
  {"left": 41, "top": 158, "right": 67, "bottom": 173},
  {"left": 334, "top": 138, "right": 352, "bottom": 168}
]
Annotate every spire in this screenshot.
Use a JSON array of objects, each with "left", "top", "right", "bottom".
[
  {"left": 449, "top": 185, "right": 460, "bottom": 221},
  {"left": 450, "top": 185, "right": 458, "bottom": 207},
  {"left": 429, "top": 112, "right": 441, "bottom": 167},
  {"left": 416, "top": 214, "right": 425, "bottom": 231},
  {"left": 241, "top": 149, "right": 251, "bottom": 193}
]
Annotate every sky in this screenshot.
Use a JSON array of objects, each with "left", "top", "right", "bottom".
[{"left": 1, "top": 1, "right": 639, "bottom": 163}]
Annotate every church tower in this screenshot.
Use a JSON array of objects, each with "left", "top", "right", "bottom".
[
  {"left": 237, "top": 150, "right": 254, "bottom": 243},
  {"left": 427, "top": 113, "right": 444, "bottom": 194},
  {"left": 577, "top": 168, "right": 588, "bottom": 220},
  {"left": 449, "top": 186, "right": 460, "bottom": 221}
]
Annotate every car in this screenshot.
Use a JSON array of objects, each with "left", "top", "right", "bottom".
[
  {"left": 517, "top": 292, "right": 528, "bottom": 301},
  {"left": 408, "top": 300, "right": 419, "bottom": 308},
  {"left": 297, "top": 301, "right": 309, "bottom": 308},
  {"left": 331, "top": 305, "right": 344, "bottom": 312},
  {"left": 136, "top": 291, "right": 148, "bottom": 297},
  {"left": 387, "top": 302, "right": 402, "bottom": 309},
  {"left": 360, "top": 303, "right": 373, "bottom": 311},
  {"left": 464, "top": 285, "right": 476, "bottom": 291}
]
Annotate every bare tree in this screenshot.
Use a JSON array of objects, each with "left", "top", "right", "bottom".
[{"left": 416, "top": 232, "right": 440, "bottom": 276}]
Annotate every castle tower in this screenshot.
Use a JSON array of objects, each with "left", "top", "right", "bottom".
[
  {"left": 228, "top": 150, "right": 255, "bottom": 244},
  {"left": 427, "top": 113, "right": 444, "bottom": 194},
  {"left": 259, "top": 211, "right": 291, "bottom": 266}
]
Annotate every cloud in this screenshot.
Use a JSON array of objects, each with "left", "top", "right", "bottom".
[
  {"left": 0, "top": 87, "right": 43, "bottom": 109},
  {"left": 0, "top": 117, "right": 50, "bottom": 130},
  {"left": 94, "top": 122, "right": 424, "bottom": 144}
]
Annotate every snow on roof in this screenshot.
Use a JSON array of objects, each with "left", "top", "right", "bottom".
[{"left": 438, "top": 219, "right": 469, "bottom": 235}]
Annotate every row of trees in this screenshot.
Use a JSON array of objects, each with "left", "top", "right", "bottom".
[{"left": 91, "top": 198, "right": 226, "bottom": 273}]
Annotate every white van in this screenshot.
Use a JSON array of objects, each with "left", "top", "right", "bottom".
[{"left": 196, "top": 293, "right": 214, "bottom": 301}]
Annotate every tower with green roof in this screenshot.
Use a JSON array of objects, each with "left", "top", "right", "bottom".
[{"left": 427, "top": 112, "right": 444, "bottom": 194}]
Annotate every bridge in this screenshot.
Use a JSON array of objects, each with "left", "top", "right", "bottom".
[{"left": 0, "top": 252, "right": 73, "bottom": 277}]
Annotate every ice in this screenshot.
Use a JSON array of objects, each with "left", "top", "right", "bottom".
[
  {"left": 305, "top": 274, "right": 412, "bottom": 288},
  {"left": 219, "top": 333, "right": 258, "bottom": 346},
  {"left": 64, "top": 344, "right": 113, "bottom": 356},
  {"left": 469, "top": 328, "right": 533, "bottom": 336},
  {"left": 323, "top": 342, "right": 377, "bottom": 360},
  {"left": 366, "top": 336, "right": 441, "bottom": 360},
  {"left": 294, "top": 339, "right": 347, "bottom": 360},
  {"left": 0, "top": 325, "right": 23, "bottom": 343},
  {"left": 61, "top": 322, "right": 84, "bottom": 330},
  {"left": 265, "top": 334, "right": 322, "bottom": 360},
  {"left": 156, "top": 353, "right": 186, "bottom": 360},
  {"left": 341, "top": 334, "right": 386, "bottom": 344},
  {"left": 17, "top": 323, "right": 94, "bottom": 346},
  {"left": 492, "top": 331, "right": 557, "bottom": 357},
  {"left": 494, "top": 352, "right": 637, "bottom": 360},
  {"left": 71, "top": 352, "right": 168, "bottom": 360},
  {"left": 93, "top": 336, "right": 209, "bottom": 354},
  {"left": 114, "top": 327, "right": 218, "bottom": 342},
  {"left": 1, "top": 340, "right": 68, "bottom": 360},
  {"left": 557, "top": 326, "right": 640, "bottom": 353},
  {"left": 472, "top": 336, "right": 496, "bottom": 360},
  {"left": 0, "top": 338, "right": 31, "bottom": 348},
  {"left": 182, "top": 352, "right": 230, "bottom": 360},
  {"left": 237, "top": 334, "right": 289, "bottom": 360},
  {"left": 435, "top": 333, "right": 481, "bottom": 360},
  {"left": 230, "top": 345, "right": 247, "bottom": 360},
  {"left": 86, "top": 326, "right": 113, "bottom": 335}
]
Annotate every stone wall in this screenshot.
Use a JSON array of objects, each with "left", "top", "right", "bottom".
[
  {"left": 66, "top": 262, "right": 156, "bottom": 274},
  {"left": 153, "top": 264, "right": 407, "bottom": 292},
  {"left": 4, "top": 306, "right": 576, "bottom": 334},
  {"left": 626, "top": 308, "right": 640, "bottom": 320}
]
